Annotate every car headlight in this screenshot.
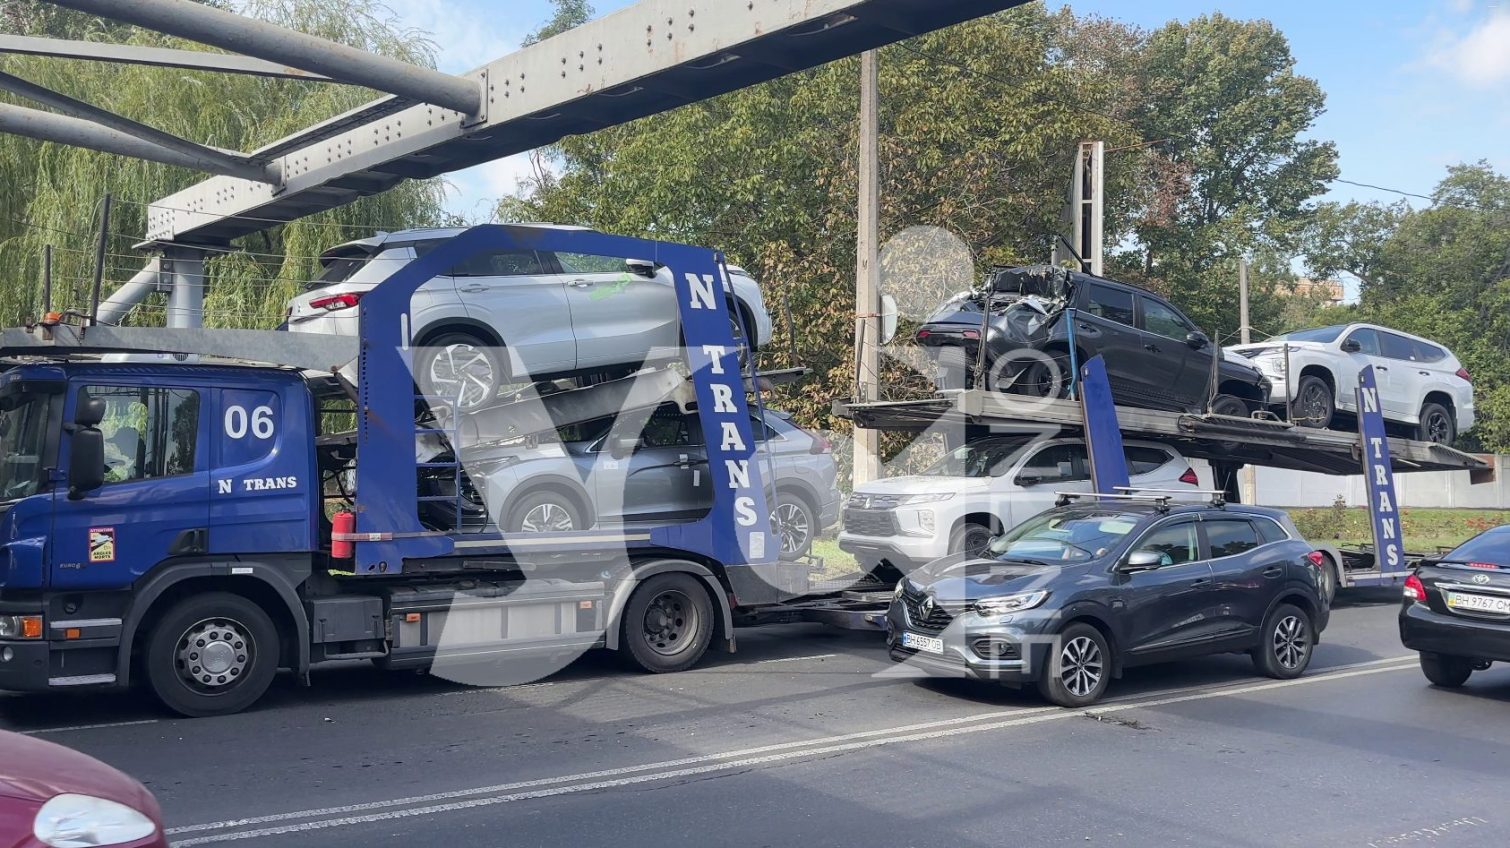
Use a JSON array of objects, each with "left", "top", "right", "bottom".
[
  {"left": 895, "top": 493, "right": 954, "bottom": 505},
  {"left": 973, "top": 591, "right": 1049, "bottom": 617},
  {"left": 34, "top": 794, "right": 158, "bottom": 848}
]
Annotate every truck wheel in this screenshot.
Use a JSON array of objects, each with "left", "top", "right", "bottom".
[
  {"left": 1416, "top": 402, "right": 1456, "bottom": 444},
  {"left": 1252, "top": 603, "right": 1313, "bottom": 679},
  {"left": 1420, "top": 652, "right": 1472, "bottom": 687},
  {"left": 1209, "top": 394, "right": 1250, "bottom": 418},
  {"left": 507, "top": 490, "right": 584, "bottom": 533},
  {"left": 143, "top": 592, "right": 280, "bottom": 717},
  {"left": 418, "top": 332, "right": 504, "bottom": 410},
  {"left": 1317, "top": 552, "right": 1339, "bottom": 605},
  {"left": 1291, "top": 375, "right": 1334, "bottom": 429},
  {"left": 1037, "top": 623, "right": 1111, "bottom": 707},
  {"left": 619, "top": 573, "right": 714, "bottom": 673},
  {"left": 774, "top": 492, "right": 816, "bottom": 558}
]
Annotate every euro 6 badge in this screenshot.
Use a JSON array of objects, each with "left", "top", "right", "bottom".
[{"left": 88, "top": 526, "right": 116, "bottom": 562}]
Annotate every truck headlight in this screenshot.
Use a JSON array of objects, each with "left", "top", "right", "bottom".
[
  {"left": 973, "top": 591, "right": 1049, "bottom": 617},
  {"left": 0, "top": 614, "right": 42, "bottom": 639},
  {"left": 33, "top": 794, "right": 158, "bottom": 848}
]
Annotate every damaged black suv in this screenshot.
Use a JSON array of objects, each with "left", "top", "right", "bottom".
[{"left": 917, "top": 266, "right": 1269, "bottom": 415}]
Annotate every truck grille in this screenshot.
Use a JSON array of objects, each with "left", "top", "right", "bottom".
[
  {"left": 901, "top": 587, "right": 955, "bottom": 632},
  {"left": 843, "top": 508, "right": 898, "bottom": 537}
]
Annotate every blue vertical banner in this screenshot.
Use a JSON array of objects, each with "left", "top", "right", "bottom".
[
  {"left": 1356, "top": 366, "right": 1406, "bottom": 574},
  {"left": 1079, "top": 356, "right": 1130, "bottom": 495}
]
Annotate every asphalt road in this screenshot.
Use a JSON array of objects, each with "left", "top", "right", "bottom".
[{"left": 5, "top": 587, "right": 1507, "bottom": 848}]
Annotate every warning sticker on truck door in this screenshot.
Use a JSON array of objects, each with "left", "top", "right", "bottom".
[{"left": 88, "top": 527, "right": 116, "bottom": 563}]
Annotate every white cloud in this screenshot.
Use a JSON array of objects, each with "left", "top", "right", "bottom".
[
  {"left": 444, "top": 153, "right": 558, "bottom": 220},
  {"left": 389, "top": 0, "right": 529, "bottom": 73},
  {"left": 1429, "top": 9, "right": 1510, "bottom": 86}
]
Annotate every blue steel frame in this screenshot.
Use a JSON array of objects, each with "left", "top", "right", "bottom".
[
  {"left": 1078, "top": 356, "right": 1130, "bottom": 495},
  {"left": 1355, "top": 365, "right": 1406, "bottom": 579},
  {"left": 349, "top": 225, "right": 771, "bottom": 575}
]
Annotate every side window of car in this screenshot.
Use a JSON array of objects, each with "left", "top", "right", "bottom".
[
  {"left": 1124, "top": 445, "right": 1171, "bottom": 475},
  {"left": 1019, "top": 444, "right": 1088, "bottom": 483},
  {"left": 1205, "top": 519, "right": 1261, "bottom": 558},
  {"left": 1140, "top": 297, "right": 1191, "bottom": 340},
  {"left": 1380, "top": 331, "right": 1417, "bottom": 361},
  {"left": 1344, "top": 328, "right": 1381, "bottom": 356},
  {"left": 555, "top": 252, "right": 630, "bottom": 274},
  {"left": 451, "top": 250, "right": 546, "bottom": 277},
  {"left": 82, "top": 385, "right": 200, "bottom": 484},
  {"left": 1413, "top": 340, "right": 1447, "bottom": 362},
  {"left": 1086, "top": 284, "right": 1135, "bottom": 326},
  {"left": 640, "top": 407, "right": 692, "bottom": 448},
  {"left": 1131, "top": 521, "right": 1199, "bottom": 566},
  {"left": 1253, "top": 517, "right": 1290, "bottom": 544}
]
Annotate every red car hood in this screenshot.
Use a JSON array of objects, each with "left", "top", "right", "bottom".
[{"left": 0, "top": 730, "right": 157, "bottom": 814}]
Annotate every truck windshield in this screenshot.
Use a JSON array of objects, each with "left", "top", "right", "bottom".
[
  {"left": 987, "top": 510, "right": 1142, "bottom": 563},
  {"left": 921, "top": 438, "right": 1031, "bottom": 478},
  {"left": 0, "top": 393, "right": 54, "bottom": 501}
]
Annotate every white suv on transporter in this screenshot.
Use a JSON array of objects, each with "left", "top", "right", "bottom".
[
  {"left": 1225, "top": 323, "right": 1473, "bottom": 443},
  {"left": 838, "top": 435, "right": 1203, "bottom": 574},
  {"left": 286, "top": 226, "right": 773, "bottom": 408}
]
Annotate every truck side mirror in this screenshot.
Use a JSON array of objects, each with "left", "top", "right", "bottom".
[
  {"left": 607, "top": 434, "right": 639, "bottom": 460},
  {"left": 625, "top": 259, "right": 657, "bottom": 278},
  {"left": 1121, "top": 549, "right": 1165, "bottom": 572},
  {"left": 1185, "top": 331, "right": 1210, "bottom": 350},
  {"left": 67, "top": 401, "right": 107, "bottom": 499},
  {"left": 1340, "top": 338, "right": 1361, "bottom": 353}
]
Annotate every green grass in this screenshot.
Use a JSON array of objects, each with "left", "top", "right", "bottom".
[
  {"left": 811, "top": 536, "right": 860, "bottom": 578},
  {"left": 1287, "top": 506, "right": 1510, "bottom": 553}
]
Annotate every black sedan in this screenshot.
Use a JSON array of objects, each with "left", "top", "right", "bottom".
[
  {"left": 887, "top": 498, "right": 1330, "bottom": 706},
  {"left": 1400, "top": 525, "right": 1510, "bottom": 687}
]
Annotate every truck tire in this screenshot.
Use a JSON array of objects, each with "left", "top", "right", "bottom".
[
  {"left": 1037, "top": 623, "right": 1112, "bottom": 708},
  {"left": 507, "top": 490, "right": 585, "bottom": 533},
  {"left": 949, "top": 521, "right": 994, "bottom": 558},
  {"left": 143, "top": 592, "right": 281, "bottom": 717},
  {"left": 1209, "top": 394, "right": 1250, "bottom": 418},
  {"left": 1419, "top": 652, "right": 1472, "bottom": 687},
  {"left": 618, "top": 573, "right": 714, "bottom": 673},
  {"left": 1292, "top": 375, "right": 1334, "bottom": 429},
  {"left": 1251, "top": 602, "right": 1313, "bottom": 680}
]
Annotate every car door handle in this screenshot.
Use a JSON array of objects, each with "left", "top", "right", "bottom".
[
  {"left": 1263, "top": 566, "right": 1283, "bottom": 578},
  {"left": 1144, "top": 343, "right": 1161, "bottom": 353},
  {"left": 570, "top": 278, "right": 594, "bottom": 288},
  {"left": 1375, "top": 365, "right": 1388, "bottom": 371},
  {"left": 1192, "top": 577, "right": 1212, "bottom": 587},
  {"left": 458, "top": 284, "right": 488, "bottom": 293},
  {"left": 1419, "top": 370, "right": 1431, "bottom": 376}
]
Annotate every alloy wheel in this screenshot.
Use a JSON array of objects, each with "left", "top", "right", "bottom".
[
  {"left": 1298, "top": 384, "right": 1330, "bottom": 426},
  {"left": 520, "top": 502, "right": 576, "bottom": 533},
  {"left": 775, "top": 501, "right": 811, "bottom": 556},
  {"left": 1272, "top": 614, "right": 1309, "bottom": 670},
  {"left": 1059, "top": 635, "right": 1104, "bottom": 698},
  {"left": 175, "top": 617, "right": 254, "bottom": 693},
  {"left": 1425, "top": 409, "right": 1452, "bottom": 443},
  {"left": 427, "top": 342, "right": 497, "bottom": 408}
]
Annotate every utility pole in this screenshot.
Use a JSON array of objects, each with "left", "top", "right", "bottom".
[
  {"left": 89, "top": 192, "right": 112, "bottom": 324},
  {"left": 1238, "top": 257, "right": 1257, "bottom": 504},
  {"left": 852, "top": 49, "right": 881, "bottom": 487},
  {"left": 41, "top": 244, "right": 52, "bottom": 313}
]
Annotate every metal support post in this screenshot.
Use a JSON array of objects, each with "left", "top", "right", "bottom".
[
  {"left": 852, "top": 49, "right": 881, "bottom": 487},
  {"left": 0, "top": 103, "right": 268, "bottom": 180},
  {"left": 1238, "top": 258, "right": 1257, "bottom": 504},
  {"left": 165, "top": 248, "right": 205, "bottom": 329}
]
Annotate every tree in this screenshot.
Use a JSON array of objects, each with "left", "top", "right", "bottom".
[
  {"left": 524, "top": 0, "right": 592, "bottom": 45},
  {"left": 0, "top": 0, "right": 446, "bottom": 328},
  {"left": 1114, "top": 14, "right": 1339, "bottom": 338}
]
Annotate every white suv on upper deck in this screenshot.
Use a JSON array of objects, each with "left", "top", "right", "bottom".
[
  {"left": 838, "top": 435, "right": 1203, "bottom": 574},
  {"left": 285, "top": 226, "right": 773, "bottom": 408},
  {"left": 1226, "top": 323, "right": 1474, "bottom": 443}
]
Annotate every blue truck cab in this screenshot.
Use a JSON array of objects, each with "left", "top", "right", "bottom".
[{"left": 0, "top": 226, "right": 808, "bottom": 716}]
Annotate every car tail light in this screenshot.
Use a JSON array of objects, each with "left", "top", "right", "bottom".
[
  {"left": 309, "top": 292, "right": 363, "bottom": 311},
  {"left": 917, "top": 329, "right": 930, "bottom": 340},
  {"left": 1306, "top": 550, "right": 1326, "bottom": 570},
  {"left": 1178, "top": 466, "right": 1199, "bottom": 485},
  {"left": 962, "top": 330, "right": 980, "bottom": 340},
  {"left": 1456, "top": 367, "right": 1472, "bottom": 382},
  {"left": 1403, "top": 573, "right": 1426, "bottom": 603},
  {"left": 1467, "top": 561, "right": 1501, "bottom": 570},
  {"left": 809, "top": 432, "right": 833, "bottom": 455}
]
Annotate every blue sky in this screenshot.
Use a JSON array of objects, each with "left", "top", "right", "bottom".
[{"left": 402, "top": 0, "right": 1510, "bottom": 221}]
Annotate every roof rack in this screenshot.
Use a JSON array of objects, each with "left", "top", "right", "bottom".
[
  {"left": 1115, "top": 485, "right": 1226, "bottom": 509},
  {"left": 1054, "top": 490, "right": 1176, "bottom": 511}
]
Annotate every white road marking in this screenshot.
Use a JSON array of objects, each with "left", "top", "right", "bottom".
[
  {"left": 755, "top": 653, "right": 837, "bottom": 664},
  {"left": 21, "top": 719, "right": 159, "bottom": 735},
  {"left": 169, "top": 658, "right": 1416, "bottom": 845}
]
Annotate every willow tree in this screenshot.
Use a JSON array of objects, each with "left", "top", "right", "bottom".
[{"left": 0, "top": 0, "right": 448, "bottom": 328}]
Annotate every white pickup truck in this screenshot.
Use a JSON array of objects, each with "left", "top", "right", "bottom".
[{"left": 838, "top": 435, "right": 1204, "bottom": 573}]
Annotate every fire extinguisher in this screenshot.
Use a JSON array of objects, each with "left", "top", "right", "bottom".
[{"left": 331, "top": 510, "right": 355, "bottom": 559}]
